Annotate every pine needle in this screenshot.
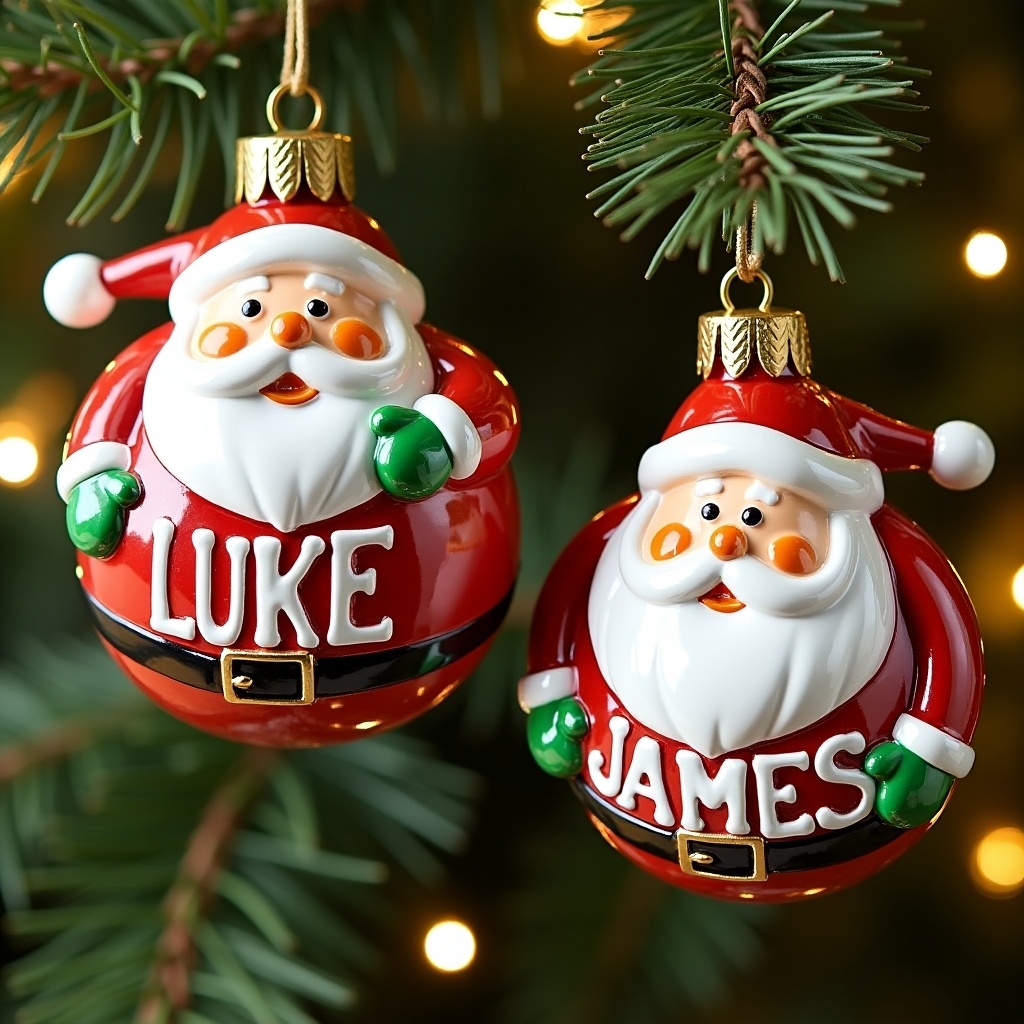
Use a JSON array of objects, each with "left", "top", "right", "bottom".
[{"left": 578, "top": 0, "right": 928, "bottom": 280}]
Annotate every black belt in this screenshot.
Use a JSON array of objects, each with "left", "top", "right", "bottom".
[
  {"left": 571, "top": 779, "right": 904, "bottom": 883},
  {"left": 87, "top": 589, "right": 513, "bottom": 707}
]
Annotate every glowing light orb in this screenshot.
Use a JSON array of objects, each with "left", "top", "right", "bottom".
[
  {"left": 0, "top": 433, "right": 39, "bottom": 486},
  {"left": 537, "top": 1, "right": 584, "bottom": 45},
  {"left": 1012, "top": 566, "right": 1024, "bottom": 611},
  {"left": 972, "top": 827, "right": 1024, "bottom": 897},
  {"left": 424, "top": 919, "right": 476, "bottom": 972},
  {"left": 965, "top": 231, "right": 1007, "bottom": 278}
]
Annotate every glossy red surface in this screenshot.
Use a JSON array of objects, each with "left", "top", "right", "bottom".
[
  {"left": 526, "top": 383, "right": 985, "bottom": 898},
  {"left": 666, "top": 361, "right": 935, "bottom": 470},
  {"left": 70, "top": 320, "right": 519, "bottom": 746},
  {"left": 98, "top": 195, "right": 400, "bottom": 304}
]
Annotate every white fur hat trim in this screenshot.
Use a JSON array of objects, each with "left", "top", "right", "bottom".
[
  {"left": 637, "top": 421, "right": 884, "bottom": 513},
  {"left": 168, "top": 223, "right": 425, "bottom": 324}
]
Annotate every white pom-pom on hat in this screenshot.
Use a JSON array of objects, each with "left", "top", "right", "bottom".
[
  {"left": 43, "top": 253, "right": 115, "bottom": 329},
  {"left": 930, "top": 420, "right": 995, "bottom": 490}
]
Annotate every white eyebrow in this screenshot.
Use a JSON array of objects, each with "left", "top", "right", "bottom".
[
  {"left": 235, "top": 276, "right": 270, "bottom": 295},
  {"left": 304, "top": 272, "right": 345, "bottom": 295},
  {"left": 745, "top": 482, "right": 779, "bottom": 506},
  {"left": 694, "top": 478, "right": 725, "bottom": 497}
]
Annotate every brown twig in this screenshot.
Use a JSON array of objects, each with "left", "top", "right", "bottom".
[
  {"left": 134, "top": 746, "right": 280, "bottom": 1024},
  {"left": 729, "top": 0, "right": 772, "bottom": 192},
  {"left": 0, "top": 0, "right": 366, "bottom": 99}
]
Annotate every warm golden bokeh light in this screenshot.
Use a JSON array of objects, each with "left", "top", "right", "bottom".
[
  {"left": 965, "top": 230, "right": 1008, "bottom": 278},
  {"left": 972, "top": 827, "right": 1024, "bottom": 897},
  {"left": 1011, "top": 566, "right": 1024, "bottom": 611},
  {"left": 0, "top": 432, "right": 40, "bottom": 486},
  {"left": 424, "top": 919, "right": 476, "bottom": 972},
  {"left": 536, "top": 1, "right": 584, "bottom": 45}
]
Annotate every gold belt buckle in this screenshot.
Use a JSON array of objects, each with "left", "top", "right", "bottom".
[
  {"left": 220, "top": 649, "right": 316, "bottom": 706},
  {"left": 676, "top": 828, "right": 767, "bottom": 882}
]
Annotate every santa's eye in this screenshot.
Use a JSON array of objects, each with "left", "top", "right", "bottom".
[
  {"left": 241, "top": 299, "right": 262, "bottom": 318},
  {"left": 700, "top": 502, "right": 720, "bottom": 521},
  {"left": 306, "top": 298, "right": 330, "bottom": 319},
  {"left": 741, "top": 506, "right": 763, "bottom": 527}
]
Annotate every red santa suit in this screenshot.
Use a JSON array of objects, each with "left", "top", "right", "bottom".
[
  {"left": 519, "top": 360, "right": 989, "bottom": 900},
  {"left": 48, "top": 196, "right": 519, "bottom": 747}
]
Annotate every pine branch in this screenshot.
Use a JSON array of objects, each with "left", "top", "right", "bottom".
[
  {"left": 0, "top": 0, "right": 519, "bottom": 228},
  {"left": 136, "top": 747, "right": 279, "bottom": 1024},
  {"left": 1, "top": 640, "right": 480, "bottom": 1022},
  {"left": 577, "top": 0, "right": 929, "bottom": 281}
]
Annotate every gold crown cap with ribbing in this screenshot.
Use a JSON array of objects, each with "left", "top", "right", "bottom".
[
  {"left": 235, "top": 84, "right": 355, "bottom": 205},
  {"left": 697, "top": 269, "right": 811, "bottom": 380}
]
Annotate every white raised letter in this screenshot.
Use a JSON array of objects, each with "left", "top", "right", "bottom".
[
  {"left": 753, "top": 751, "right": 815, "bottom": 839},
  {"left": 616, "top": 737, "right": 674, "bottom": 827},
  {"left": 254, "top": 536, "right": 325, "bottom": 648},
  {"left": 327, "top": 526, "right": 395, "bottom": 646},
  {"left": 193, "top": 529, "right": 249, "bottom": 646},
  {"left": 675, "top": 751, "right": 750, "bottom": 835},
  {"left": 814, "top": 731, "right": 875, "bottom": 831},
  {"left": 150, "top": 518, "right": 195, "bottom": 640},
  {"left": 588, "top": 716, "right": 629, "bottom": 798}
]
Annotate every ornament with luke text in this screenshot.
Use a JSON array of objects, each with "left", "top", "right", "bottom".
[
  {"left": 46, "top": 113, "right": 519, "bottom": 747},
  {"left": 519, "top": 272, "right": 990, "bottom": 900}
]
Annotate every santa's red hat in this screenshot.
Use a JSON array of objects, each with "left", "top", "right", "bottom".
[
  {"left": 638, "top": 304, "right": 994, "bottom": 506},
  {"left": 43, "top": 192, "right": 425, "bottom": 329}
]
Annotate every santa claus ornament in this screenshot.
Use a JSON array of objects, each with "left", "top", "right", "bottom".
[
  {"left": 45, "top": 83, "right": 519, "bottom": 747},
  {"left": 519, "top": 269, "right": 992, "bottom": 901}
]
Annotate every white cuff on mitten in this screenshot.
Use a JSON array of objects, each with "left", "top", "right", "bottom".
[
  {"left": 56, "top": 442, "right": 132, "bottom": 503},
  {"left": 517, "top": 667, "right": 577, "bottom": 712},
  {"left": 893, "top": 714, "right": 975, "bottom": 778},
  {"left": 413, "top": 394, "right": 482, "bottom": 480}
]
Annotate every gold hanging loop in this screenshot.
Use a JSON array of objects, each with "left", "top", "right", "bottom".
[
  {"left": 235, "top": 0, "right": 354, "bottom": 206},
  {"left": 265, "top": 82, "right": 325, "bottom": 133},
  {"left": 719, "top": 267, "right": 774, "bottom": 314},
  {"left": 699, "top": 268, "right": 810, "bottom": 380}
]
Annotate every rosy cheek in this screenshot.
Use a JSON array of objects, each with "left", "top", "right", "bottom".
[
  {"left": 196, "top": 322, "right": 248, "bottom": 358},
  {"left": 649, "top": 522, "right": 691, "bottom": 561},
  {"left": 330, "top": 318, "right": 386, "bottom": 359},
  {"left": 769, "top": 535, "right": 817, "bottom": 574}
]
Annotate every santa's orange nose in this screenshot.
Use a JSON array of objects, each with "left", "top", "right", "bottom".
[
  {"left": 271, "top": 311, "right": 312, "bottom": 348},
  {"left": 710, "top": 525, "right": 747, "bottom": 561}
]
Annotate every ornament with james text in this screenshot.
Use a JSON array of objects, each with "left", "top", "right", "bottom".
[{"left": 519, "top": 272, "right": 991, "bottom": 901}]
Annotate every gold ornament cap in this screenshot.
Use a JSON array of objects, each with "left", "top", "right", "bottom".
[
  {"left": 235, "top": 84, "right": 355, "bottom": 205},
  {"left": 697, "top": 269, "right": 811, "bottom": 380}
]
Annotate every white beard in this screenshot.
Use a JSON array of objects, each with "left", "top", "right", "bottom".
[
  {"left": 588, "top": 493, "right": 897, "bottom": 759},
  {"left": 143, "top": 301, "right": 435, "bottom": 532}
]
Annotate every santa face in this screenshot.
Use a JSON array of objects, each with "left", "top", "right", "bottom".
[
  {"left": 143, "top": 271, "right": 435, "bottom": 532},
  {"left": 588, "top": 472, "right": 896, "bottom": 758}
]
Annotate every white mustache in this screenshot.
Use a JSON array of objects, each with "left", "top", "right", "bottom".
[
  {"left": 618, "top": 492, "right": 859, "bottom": 617},
  {"left": 174, "top": 300, "right": 421, "bottom": 400}
]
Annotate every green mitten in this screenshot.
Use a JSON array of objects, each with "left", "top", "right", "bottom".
[
  {"left": 526, "top": 697, "right": 589, "bottom": 778},
  {"left": 864, "top": 740, "right": 954, "bottom": 829},
  {"left": 66, "top": 469, "right": 141, "bottom": 558},
  {"left": 371, "top": 406, "right": 453, "bottom": 501}
]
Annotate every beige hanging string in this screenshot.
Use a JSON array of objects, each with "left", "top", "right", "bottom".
[
  {"left": 280, "top": 0, "right": 310, "bottom": 97},
  {"left": 734, "top": 201, "right": 763, "bottom": 283}
]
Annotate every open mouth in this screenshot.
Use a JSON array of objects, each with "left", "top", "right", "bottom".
[
  {"left": 259, "top": 372, "right": 319, "bottom": 406},
  {"left": 698, "top": 583, "right": 746, "bottom": 614}
]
